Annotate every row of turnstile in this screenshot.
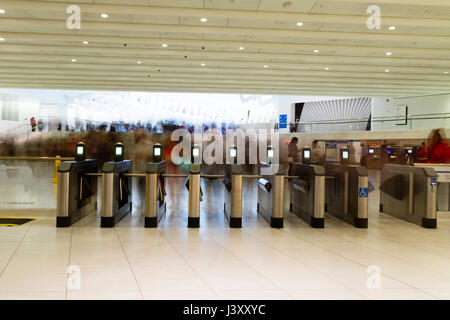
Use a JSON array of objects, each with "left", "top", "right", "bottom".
[{"left": 56, "top": 142, "right": 441, "bottom": 230}]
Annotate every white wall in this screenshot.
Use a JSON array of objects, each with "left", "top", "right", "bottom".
[
  {"left": 275, "top": 95, "right": 349, "bottom": 132},
  {"left": 372, "top": 94, "right": 450, "bottom": 131}
]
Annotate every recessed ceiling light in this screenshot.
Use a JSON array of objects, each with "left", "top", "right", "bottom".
[
  {"left": 0, "top": 9, "right": 5, "bottom": 14},
  {"left": 101, "top": 13, "right": 108, "bottom": 18},
  {"left": 200, "top": 18, "right": 207, "bottom": 22},
  {"left": 137, "top": 61, "right": 142, "bottom": 64},
  {"left": 83, "top": 41, "right": 89, "bottom": 45},
  {"left": 71, "top": 59, "right": 77, "bottom": 62},
  {"left": 0, "top": 38, "right": 4, "bottom": 42},
  {"left": 201, "top": 63, "right": 206, "bottom": 66},
  {"left": 264, "top": 65, "right": 268, "bottom": 68},
  {"left": 296, "top": 22, "right": 303, "bottom": 26},
  {"left": 389, "top": 26, "right": 396, "bottom": 30},
  {"left": 324, "top": 67, "right": 329, "bottom": 70},
  {"left": 239, "top": 47, "right": 244, "bottom": 50},
  {"left": 313, "top": 49, "right": 319, "bottom": 53},
  {"left": 445, "top": 71, "right": 449, "bottom": 74},
  {"left": 162, "top": 43, "right": 168, "bottom": 48},
  {"left": 386, "top": 52, "right": 392, "bottom": 56},
  {"left": 385, "top": 69, "right": 390, "bottom": 72}
]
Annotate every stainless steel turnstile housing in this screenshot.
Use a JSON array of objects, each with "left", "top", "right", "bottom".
[
  {"left": 289, "top": 163, "right": 325, "bottom": 228},
  {"left": 257, "top": 163, "right": 285, "bottom": 228},
  {"left": 325, "top": 163, "right": 369, "bottom": 228},
  {"left": 57, "top": 159, "right": 98, "bottom": 227},
  {"left": 223, "top": 164, "right": 243, "bottom": 228},
  {"left": 101, "top": 160, "right": 132, "bottom": 227},
  {"left": 379, "top": 164, "right": 437, "bottom": 228},
  {"left": 145, "top": 161, "right": 167, "bottom": 227},
  {"left": 187, "top": 164, "right": 201, "bottom": 228}
]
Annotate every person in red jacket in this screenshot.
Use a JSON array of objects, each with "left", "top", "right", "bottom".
[
  {"left": 427, "top": 129, "right": 450, "bottom": 164},
  {"left": 416, "top": 142, "right": 429, "bottom": 163}
]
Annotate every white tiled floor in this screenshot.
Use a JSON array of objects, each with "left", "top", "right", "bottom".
[{"left": 0, "top": 176, "right": 450, "bottom": 300}]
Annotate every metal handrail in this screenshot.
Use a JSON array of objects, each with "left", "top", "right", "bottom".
[{"left": 0, "top": 156, "right": 74, "bottom": 161}]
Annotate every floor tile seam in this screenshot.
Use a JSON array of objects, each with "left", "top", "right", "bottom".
[{"left": 114, "top": 228, "right": 145, "bottom": 300}]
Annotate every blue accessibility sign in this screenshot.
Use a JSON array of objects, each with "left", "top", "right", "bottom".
[
  {"left": 430, "top": 178, "right": 437, "bottom": 186},
  {"left": 359, "top": 188, "right": 369, "bottom": 198}
]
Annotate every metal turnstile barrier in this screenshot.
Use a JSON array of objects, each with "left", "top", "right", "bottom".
[
  {"left": 379, "top": 164, "right": 437, "bottom": 228},
  {"left": 223, "top": 164, "right": 243, "bottom": 228},
  {"left": 56, "top": 159, "right": 98, "bottom": 227},
  {"left": 101, "top": 160, "right": 132, "bottom": 227},
  {"left": 187, "top": 164, "right": 202, "bottom": 228},
  {"left": 325, "top": 163, "right": 368, "bottom": 228},
  {"left": 289, "top": 163, "right": 325, "bottom": 228},
  {"left": 414, "top": 163, "right": 450, "bottom": 213},
  {"left": 257, "top": 163, "right": 285, "bottom": 228},
  {"left": 145, "top": 161, "right": 167, "bottom": 228}
]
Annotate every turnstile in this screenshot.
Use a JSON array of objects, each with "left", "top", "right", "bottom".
[
  {"left": 187, "top": 164, "right": 202, "bottom": 228},
  {"left": 101, "top": 160, "right": 132, "bottom": 227},
  {"left": 379, "top": 164, "right": 437, "bottom": 228},
  {"left": 223, "top": 164, "right": 243, "bottom": 228},
  {"left": 56, "top": 159, "right": 98, "bottom": 227},
  {"left": 289, "top": 163, "right": 325, "bottom": 228},
  {"left": 257, "top": 163, "right": 284, "bottom": 228},
  {"left": 325, "top": 163, "right": 368, "bottom": 228},
  {"left": 145, "top": 161, "right": 167, "bottom": 227}
]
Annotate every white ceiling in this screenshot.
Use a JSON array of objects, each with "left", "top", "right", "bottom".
[{"left": 0, "top": 0, "right": 449, "bottom": 97}]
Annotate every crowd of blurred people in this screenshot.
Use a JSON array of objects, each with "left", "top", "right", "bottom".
[{"left": 26, "top": 117, "right": 239, "bottom": 136}]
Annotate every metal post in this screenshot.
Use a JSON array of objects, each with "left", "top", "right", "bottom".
[
  {"left": 188, "top": 164, "right": 201, "bottom": 228},
  {"left": 145, "top": 172, "right": 158, "bottom": 227},
  {"left": 271, "top": 174, "right": 284, "bottom": 228},
  {"left": 424, "top": 176, "right": 437, "bottom": 228},
  {"left": 56, "top": 171, "right": 70, "bottom": 227},
  {"left": 101, "top": 172, "right": 114, "bottom": 221},
  {"left": 230, "top": 173, "right": 243, "bottom": 227},
  {"left": 356, "top": 175, "right": 369, "bottom": 228},
  {"left": 313, "top": 175, "right": 325, "bottom": 228}
]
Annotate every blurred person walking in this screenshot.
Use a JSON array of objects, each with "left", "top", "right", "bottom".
[
  {"left": 427, "top": 129, "right": 450, "bottom": 163},
  {"left": 416, "top": 142, "right": 429, "bottom": 163},
  {"left": 286, "top": 137, "right": 299, "bottom": 175},
  {"left": 30, "top": 117, "right": 36, "bottom": 132}
]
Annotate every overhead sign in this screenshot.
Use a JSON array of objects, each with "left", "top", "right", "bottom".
[{"left": 279, "top": 114, "right": 287, "bottom": 129}]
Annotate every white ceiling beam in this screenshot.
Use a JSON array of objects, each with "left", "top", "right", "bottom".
[
  {"left": 0, "top": 77, "right": 439, "bottom": 96},
  {"left": 1, "top": 32, "right": 448, "bottom": 57},
  {"left": 1, "top": 72, "right": 447, "bottom": 91},
  {"left": 0, "top": 18, "right": 448, "bottom": 47},
  {"left": 0, "top": 83, "right": 410, "bottom": 97},
  {"left": 323, "top": 0, "right": 450, "bottom": 7},
  {"left": 1, "top": 44, "right": 448, "bottom": 67},
  {"left": 1, "top": 66, "right": 447, "bottom": 87},
  {"left": 0, "top": 53, "right": 446, "bottom": 75},
  {"left": 1, "top": 1, "right": 449, "bottom": 28},
  {"left": 0, "top": 60, "right": 447, "bottom": 81}
]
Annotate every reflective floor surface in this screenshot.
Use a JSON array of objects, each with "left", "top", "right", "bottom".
[{"left": 1, "top": 173, "right": 450, "bottom": 300}]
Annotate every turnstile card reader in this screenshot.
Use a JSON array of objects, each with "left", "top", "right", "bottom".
[
  {"left": 152, "top": 144, "right": 163, "bottom": 163},
  {"left": 340, "top": 148, "right": 350, "bottom": 165},
  {"left": 290, "top": 163, "right": 325, "bottom": 228},
  {"left": 257, "top": 163, "right": 285, "bottom": 228},
  {"left": 224, "top": 164, "right": 243, "bottom": 228},
  {"left": 101, "top": 160, "right": 132, "bottom": 227},
  {"left": 302, "top": 148, "right": 311, "bottom": 164},
  {"left": 114, "top": 143, "right": 125, "bottom": 162},
  {"left": 325, "top": 163, "right": 368, "bottom": 228},
  {"left": 380, "top": 164, "right": 437, "bottom": 228},
  {"left": 145, "top": 161, "right": 167, "bottom": 228},
  {"left": 57, "top": 159, "right": 98, "bottom": 227}
]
